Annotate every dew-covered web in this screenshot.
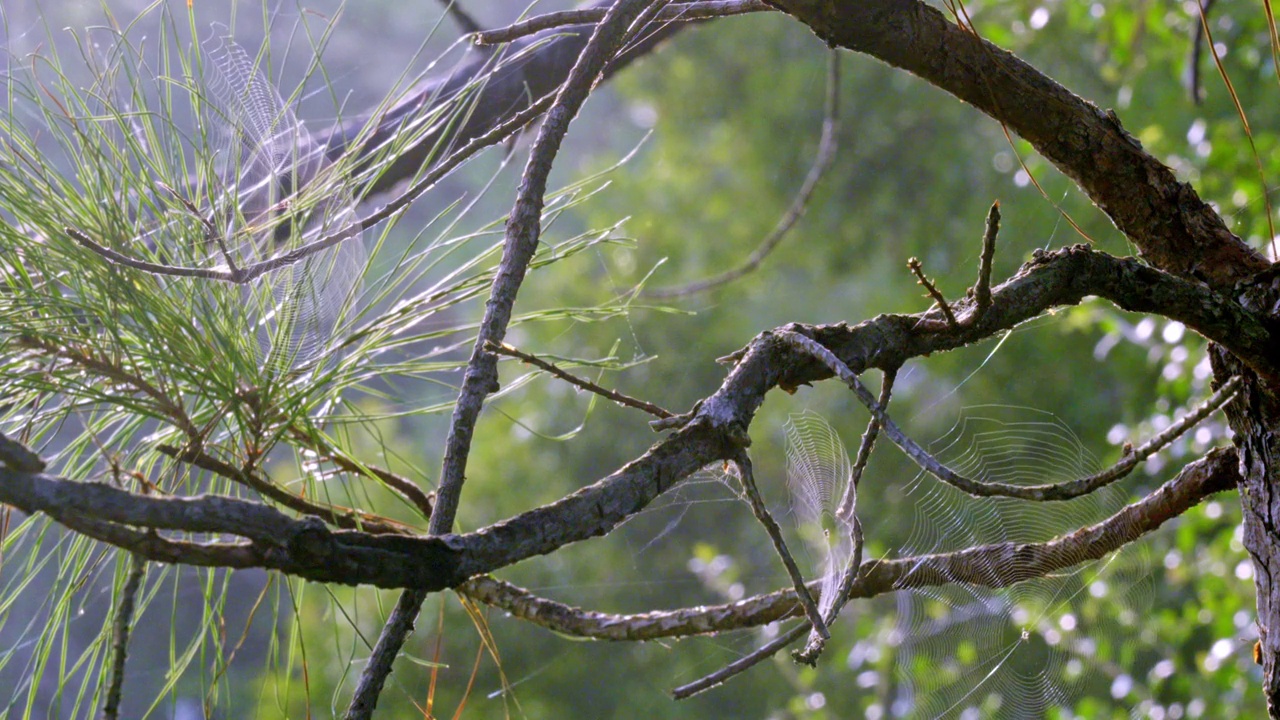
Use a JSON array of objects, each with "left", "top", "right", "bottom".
[
  {"left": 203, "top": 35, "right": 366, "bottom": 371},
  {"left": 883, "top": 404, "right": 1153, "bottom": 719},
  {"left": 785, "top": 411, "right": 857, "bottom": 624}
]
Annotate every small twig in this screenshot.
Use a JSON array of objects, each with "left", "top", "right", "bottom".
[
  {"left": 672, "top": 621, "right": 810, "bottom": 699},
  {"left": 486, "top": 341, "right": 673, "bottom": 418},
  {"left": 973, "top": 200, "right": 1000, "bottom": 320},
  {"left": 16, "top": 335, "right": 200, "bottom": 439},
  {"left": 792, "top": 369, "right": 896, "bottom": 665},
  {"left": 1186, "top": 0, "right": 1218, "bottom": 104},
  {"left": 474, "top": 0, "right": 771, "bottom": 45},
  {"left": 66, "top": 226, "right": 223, "bottom": 279},
  {"left": 436, "top": 0, "right": 483, "bottom": 35},
  {"left": 286, "top": 426, "right": 435, "bottom": 520},
  {"left": 793, "top": 514, "right": 861, "bottom": 665},
  {"left": 907, "top": 257, "right": 959, "bottom": 329},
  {"left": 101, "top": 552, "right": 146, "bottom": 720},
  {"left": 157, "top": 444, "right": 414, "bottom": 535},
  {"left": 155, "top": 181, "right": 236, "bottom": 273},
  {"left": 732, "top": 452, "right": 830, "bottom": 640},
  {"left": 647, "top": 48, "right": 839, "bottom": 298},
  {"left": 780, "top": 331, "right": 1242, "bottom": 501}
]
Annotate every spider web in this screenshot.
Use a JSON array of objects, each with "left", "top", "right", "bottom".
[
  {"left": 884, "top": 404, "right": 1153, "bottom": 719},
  {"left": 785, "top": 410, "right": 857, "bottom": 624},
  {"left": 203, "top": 34, "right": 366, "bottom": 371}
]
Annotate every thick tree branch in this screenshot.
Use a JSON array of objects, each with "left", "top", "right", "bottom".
[
  {"left": 0, "top": 418, "right": 1240, "bottom": 642},
  {"left": 770, "top": 0, "right": 1269, "bottom": 289},
  {"left": 3, "top": 245, "right": 1267, "bottom": 590},
  {"left": 157, "top": 444, "right": 416, "bottom": 535},
  {"left": 0, "top": 468, "right": 465, "bottom": 590},
  {"left": 461, "top": 446, "right": 1237, "bottom": 645}
]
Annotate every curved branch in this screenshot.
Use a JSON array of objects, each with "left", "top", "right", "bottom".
[
  {"left": 321, "top": 1, "right": 691, "bottom": 200},
  {"left": 648, "top": 48, "right": 840, "bottom": 298},
  {"left": 473, "top": 1, "right": 772, "bottom": 45},
  {"left": 785, "top": 331, "right": 1242, "bottom": 501},
  {"left": 461, "top": 446, "right": 1237, "bottom": 645}
]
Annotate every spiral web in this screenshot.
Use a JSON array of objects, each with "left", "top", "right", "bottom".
[
  {"left": 203, "top": 35, "right": 365, "bottom": 371},
  {"left": 885, "top": 405, "right": 1152, "bottom": 719},
  {"left": 784, "top": 411, "right": 857, "bottom": 623}
]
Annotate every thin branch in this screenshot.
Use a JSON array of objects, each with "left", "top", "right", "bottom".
[
  {"left": 908, "top": 257, "right": 959, "bottom": 329},
  {"left": 1186, "top": 0, "right": 1217, "bottom": 103},
  {"left": 65, "top": 227, "right": 222, "bottom": 280},
  {"left": 673, "top": 622, "right": 811, "bottom": 699},
  {"left": 648, "top": 48, "right": 839, "bottom": 298},
  {"left": 68, "top": 87, "right": 562, "bottom": 285},
  {"left": 348, "top": 3, "right": 670, "bottom": 717},
  {"left": 794, "top": 514, "right": 861, "bottom": 666},
  {"left": 732, "top": 453, "right": 830, "bottom": 638},
  {"left": 156, "top": 181, "right": 234, "bottom": 274},
  {"left": 456, "top": 574, "right": 799, "bottom": 640},
  {"left": 16, "top": 335, "right": 199, "bottom": 438},
  {"left": 781, "top": 330, "right": 1242, "bottom": 501},
  {"left": 486, "top": 341, "right": 673, "bottom": 418},
  {"left": 157, "top": 444, "right": 415, "bottom": 535},
  {"left": 285, "top": 427, "right": 435, "bottom": 520},
  {"left": 972, "top": 200, "right": 1000, "bottom": 319},
  {"left": 436, "top": 0, "right": 483, "bottom": 35},
  {"left": 793, "top": 369, "right": 897, "bottom": 665},
  {"left": 840, "top": 367, "right": 895, "bottom": 519},
  {"left": 474, "top": 0, "right": 772, "bottom": 45},
  {"left": 101, "top": 552, "right": 145, "bottom": 720}
]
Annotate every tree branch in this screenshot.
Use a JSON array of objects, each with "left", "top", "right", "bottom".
[
  {"left": 101, "top": 552, "right": 146, "bottom": 720},
  {"left": 732, "top": 452, "right": 830, "bottom": 638},
  {"left": 473, "top": 1, "right": 772, "bottom": 45},
  {"left": 321, "top": 1, "right": 692, "bottom": 201},
  {"left": 0, "top": 432, "right": 1239, "bottom": 640},
  {"left": 460, "top": 445, "right": 1237, "bottom": 649}
]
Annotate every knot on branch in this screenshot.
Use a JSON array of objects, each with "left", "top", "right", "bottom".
[{"left": 287, "top": 516, "right": 337, "bottom": 566}]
